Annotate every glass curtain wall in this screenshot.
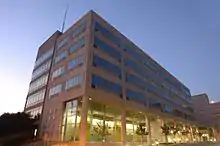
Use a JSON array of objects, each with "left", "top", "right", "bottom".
[
  {"left": 126, "top": 111, "right": 148, "bottom": 145},
  {"left": 150, "top": 116, "right": 164, "bottom": 144},
  {"left": 87, "top": 101, "right": 122, "bottom": 142},
  {"left": 61, "top": 98, "right": 82, "bottom": 141}
]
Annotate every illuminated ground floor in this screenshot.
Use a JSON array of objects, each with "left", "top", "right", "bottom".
[{"left": 41, "top": 97, "right": 217, "bottom": 146}]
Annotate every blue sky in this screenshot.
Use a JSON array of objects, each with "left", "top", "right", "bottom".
[{"left": 0, "top": 0, "right": 220, "bottom": 114}]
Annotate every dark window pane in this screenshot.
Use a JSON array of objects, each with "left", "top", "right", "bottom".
[
  {"left": 126, "top": 89, "right": 146, "bottom": 104},
  {"left": 93, "top": 55, "right": 121, "bottom": 77},
  {"left": 93, "top": 37, "right": 121, "bottom": 61},
  {"left": 91, "top": 74, "right": 122, "bottom": 96},
  {"left": 94, "top": 21, "right": 121, "bottom": 46}
]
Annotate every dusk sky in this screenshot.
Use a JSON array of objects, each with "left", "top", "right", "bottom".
[{"left": 0, "top": 0, "right": 220, "bottom": 114}]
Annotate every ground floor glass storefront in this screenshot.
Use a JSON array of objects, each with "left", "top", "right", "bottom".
[
  {"left": 61, "top": 98, "right": 82, "bottom": 141},
  {"left": 87, "top": 101, "right": 122, "bottom": 142},
  {"left": 60, "top": 98, "right": 216, "bottom": 145}
]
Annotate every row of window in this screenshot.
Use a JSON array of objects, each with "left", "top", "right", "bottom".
[
  {"left": 69, "top": 37, "right": 85, "bottom": 54},
  {"left": 32, "top": 60, "right": 51, "bottom": 80},
  {"left": 49, "top": 74, "right": 83, "bottom": 97},
  {"left": 126, "top": 73, "right": 175, "bottom": 103},
  {"left": 72, "top": 22, "right": 86, "bottom": 38},
  {"left": 34, "top": 48, "right": 53, "bottom": 68},
  {"left": 26, "top": 89, "right": 46, "bottom": 108},
  {"left": 125, "top": 43, "right": 159, "bottom": 75},
  {"left": 28, "top": 74, "right": 48, "bottom": 94},
  {"left": 54, "top": 37, "right": 85, "bottom": 64},
  {"left": 52, "top": 54, "right": 84, "bottom": 80},
  {"left": 49, "top": 84, "right": 62, "bottom": 97},
  {"left": 125, "top": 59, "right": 190, "bottom": 105},
  {"left": 95, "top": 21, "right": 190, "bottom": 100},
  {"left": 163, "top": 74, "right": 191, "bottom": 99},
  {"left": 91, "top": 74, "right": 122, "bottom": 96},
  {"left": 124, "top": 43, "right": 190, "bottom": 100},
  {"left": 65, "top": 74, "right": 82, "bottom": 90},
  {"left": 126, "top": 88, "right": 146, "bottom": 104},
  {"left": 55, "top": 51, "right": 67, "bottom": 64},
  {"left": 26, "top": 106, "right": 42, "bottom": 118},
  {"left": 124, "top": 44, "right": 145, "bottom": 64},
  {"left": 93, "top": 37, "right": 121, "bottom": 61},
  {"left": 57, "top": 38, "right": 68, "bottom": 50},
  {"left": 94, "top": 21, "right": 191, "bottom": 104},
  {"left": 93, "top": 55, "right": 121, "bottom": 78},
  {"left": 94, "top": 21, "right": 121, "bottom": 46},
  {"left": 52, "top": 66, "right": 65, "bottom": 79},
  {"left": 56, "top": 22, "right": 87, "bottom": 51},
  {"left": 68, "top": 55, "right": 84, "bottom": 70},
  {"left": 125, "top": 58, "right": 154, "bottom": 80}
]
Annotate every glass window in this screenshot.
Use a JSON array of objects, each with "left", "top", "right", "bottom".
[
  {"left": 126, "top": 73, "right": 145, "bottom": 90},
  {"left": 49, "top": 84, "right": 62, "bottom": 97},
  {"left": 68, "top": 55, "right": 84, "bottom": 70},
  {"left": 150, "top": 116, "right": 164, "bottom": 143},
  {"left": 26, "top": 89, "right": 46, "bottom": 108},
  {"left": 91, "top": 74, "right": 122, "bottom": 96},
  {"left": 52, "top": 66, "right": 65, "bottom": 79},
  {"left": 55, "top": 51, "right": 67, "bottom": 64},
  {"left": 61, "top": 98, "right": 81, "bottom": 141},
  {"left": 143, "top": 61, "right": 157, "bottom": 73},
  {"left": 28, "top": 74, "right": 49, "bottom": 93},
  {"left": 126, "top": 89, "right": 146, "bottom": 104},
  {"left": 125, "top": 59, "right": 144, "bottom": 76},
  {"left": 124, "top": 44, "right": 145, "bottom": 63},
  {"left": 93, "top": 37, "right": 121, "bottom": 61},
  {"left": 69, "top": 37, "right": 85, "bottom": 54},
  {"left": 57, "top": 38, "right": 68, "bottom": 50},
  {"left": 72, "top": 22, "right": 86, "bottom": 38},
  {"left": 125, "top": 58, "right": 154, "bottom": 79},
  {"left": 65, "top": 74, "right": 82, "bottom": 90},
  {"left": 34, "top": 48, "right": 53, "bottom": 68},
  {"left": 93, "top": 55, "right": 121, "bottom": 78},
  {"left": 32, "top": 60, "right": 51, "bottom": 80},
  {"left": 149, "top": 98, "right": 162, "bottom": 110},
  {"left": 94, "top": 21, "right": 121, "bottom": 46},
  {"left": 126, "top": 111, "right": 147, "bottom": 144},
  {"left": 25, "top": 106, "right": 42, "bottom": 118},
  {"left": 163, "top": 104, "right": 173, "bottom": 113},
  {"left": 87, "top": 101, "right": 122, "bottom": 142}
]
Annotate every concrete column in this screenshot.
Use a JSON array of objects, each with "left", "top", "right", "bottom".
[
  {"left": 121, "top": 109, "right": 126, "bottom": 146},
  {"left": 146, "top": 116, "right": 152, "bottom": 146},
  {"left": 190, "top": 126, "right": 194, "bottom": 142},
  {"left": 79, "top": 96, "right": 89, "bottom": 146},
  {"left": 160, "top": 118, "right": 165, "bottom": 143},
  {"left": 212, "top": 127, "right": 217, "bottom": 141}
]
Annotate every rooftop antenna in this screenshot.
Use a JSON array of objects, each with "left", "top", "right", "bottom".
[{"left": 61, "top": 1, "right": 69, "bottom": 33}]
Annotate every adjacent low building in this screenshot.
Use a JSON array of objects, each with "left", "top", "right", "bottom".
[
  {"left": 24, "top": 10, "right": 216, "bottom": 146},
  {"left": 192, "top": 94, "right": 220, "bottom": 141}
]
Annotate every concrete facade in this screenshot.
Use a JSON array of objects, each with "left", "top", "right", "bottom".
[
  {"left": 24, "top": 11, "right": 216, "bottom": 146},
  {"left": 192, "top": 94, "right": 220, "bottom": 140}
]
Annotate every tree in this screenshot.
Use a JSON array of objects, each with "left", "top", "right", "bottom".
[
  {"left": 136, "top": 123, "right": 148, "bottom": 145},
  {"left": 0, "top": 112, "right": 37, "bottom": 146},
  {"left": 93, "top": 122, "right": 111, "bottom": 142},
  {"left": 161, "top": 124, "right": 170, "bottom": 143}
]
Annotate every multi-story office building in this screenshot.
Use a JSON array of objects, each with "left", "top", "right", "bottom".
[
  {"left": 24, "top": 31, "right": 61, "bottom": 118},
  {"left": 24, "top": 11, "right": 214, "bottom": 146}
]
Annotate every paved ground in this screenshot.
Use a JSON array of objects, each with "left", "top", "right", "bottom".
[{"left": 171, "top": 142, "right": 220, "bottom": 146}]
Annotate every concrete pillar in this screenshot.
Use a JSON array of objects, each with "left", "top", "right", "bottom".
[
  {"left": 146, "top": 116, "right": 152, "bottom": 146},
  {"left": 160, "top": 118, "right": 165, "bottom": 143},
  {"left": 79, "top": 96, "right": 89, "bottom": 146},
  {"left": 190, "top": 126, "right": 194, "bottom": 142},
  {"left": 212, "top": 127, "right": 217, "bottom": 141},
  {"left": 121, "top": 109, "right": 126, "bottom": 146}
]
